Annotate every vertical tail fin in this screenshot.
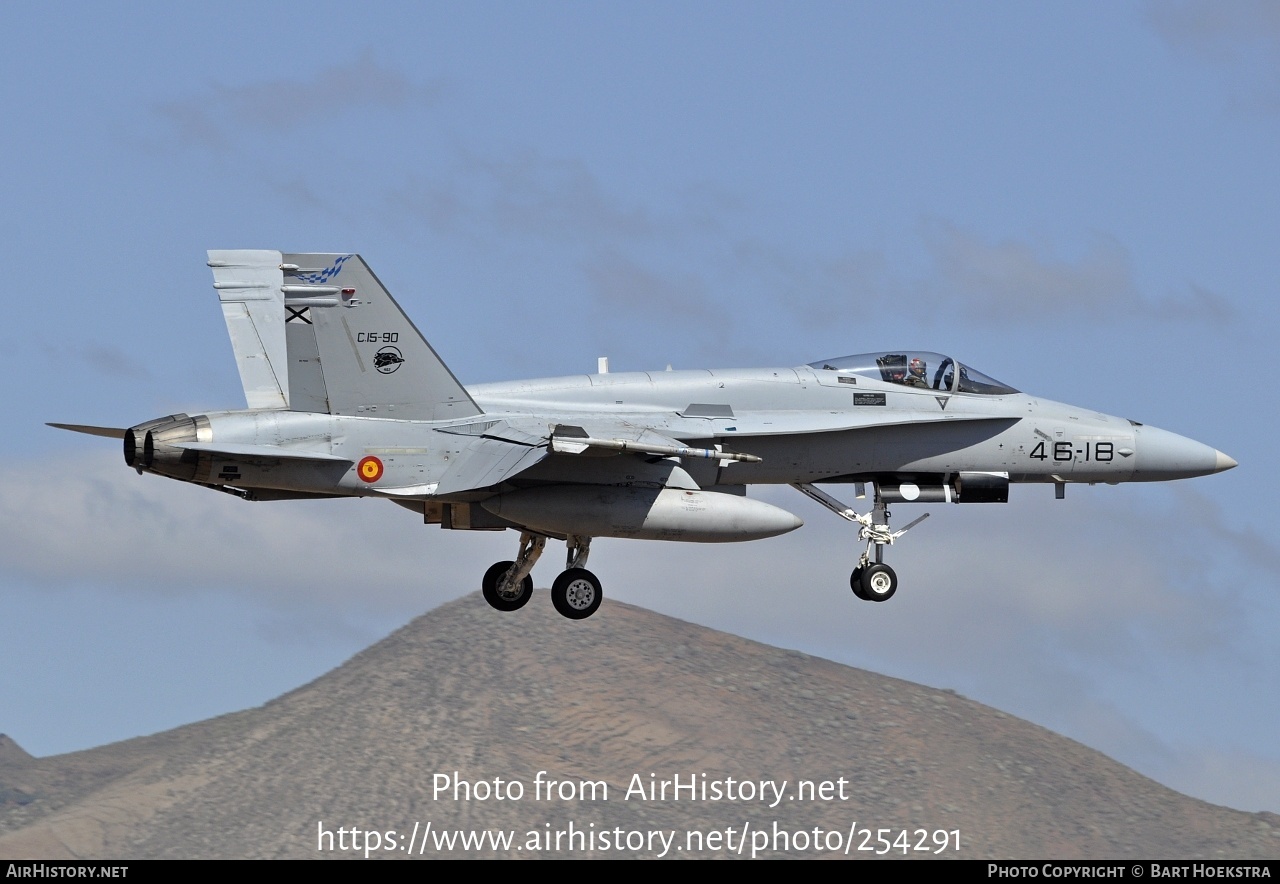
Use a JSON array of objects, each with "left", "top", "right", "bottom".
[
  {"left": 280, "top": 253, "right": 483, "bottom": 421},
  {"left": 208, "top": 250, "right": 289, "bottom": 410}
]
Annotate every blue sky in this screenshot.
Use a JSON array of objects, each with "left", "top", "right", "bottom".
[{"left": 2, "top": 2, "right": 1277, "bottom": 813}]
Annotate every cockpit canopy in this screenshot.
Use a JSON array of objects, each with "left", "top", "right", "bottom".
[{"left": 809, "top": 351, "right": 1018, "bottom": 396}]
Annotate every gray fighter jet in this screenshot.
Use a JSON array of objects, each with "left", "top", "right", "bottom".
[{"left": 51, "top": 251, "right": 1237, "bottom": 619}]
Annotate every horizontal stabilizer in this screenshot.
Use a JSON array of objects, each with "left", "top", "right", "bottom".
[{"left": 47, "top": 423, "right": 127, "bottom": 439}]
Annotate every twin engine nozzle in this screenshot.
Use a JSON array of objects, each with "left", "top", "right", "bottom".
[{"left": 124, "top": 413, "right": 209, "bottom": 481}]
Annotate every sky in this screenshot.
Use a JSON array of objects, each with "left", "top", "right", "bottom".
[{"left": 2, "top": 1, "right": 1278, "bottom": 815}]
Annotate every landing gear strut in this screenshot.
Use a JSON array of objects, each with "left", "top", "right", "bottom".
[
  {"left": 480, "top": 532, "right": 604, "bottom": 619},
  {"left": 794, "top": 482, "right": 928, "bottom": 604}
]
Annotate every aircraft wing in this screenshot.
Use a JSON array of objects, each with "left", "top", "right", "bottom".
[
  {"left": 379, "top": 418, "right": 755, "bottom": 499},
  {"left": 376, "top": 419, "right": 547, "bottom": 497},
  {"left": 433, "top": 435, "right": 549, "bottom": 496}
]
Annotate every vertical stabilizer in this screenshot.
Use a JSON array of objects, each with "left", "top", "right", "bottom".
[
  {"left": 208, "top": 250, "right": 289, "bottom": 410},
  {"left": 281, "top": 253, "right": 483, "bottom": 421}
]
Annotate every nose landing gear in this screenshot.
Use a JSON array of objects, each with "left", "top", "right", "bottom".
[{"left": 794, "top": 483, "right": 927, "bottom": 604}]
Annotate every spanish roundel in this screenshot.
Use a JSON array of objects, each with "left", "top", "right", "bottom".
[{"left": 357, "top": 455, "right": 384, "bottom": 483}]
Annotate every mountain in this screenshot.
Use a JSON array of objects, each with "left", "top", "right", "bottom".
[{"left": 1, "top": 593, "right": 1276, "bottom": 859}]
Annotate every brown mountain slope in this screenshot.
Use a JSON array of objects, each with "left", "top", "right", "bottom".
[
  {"left": 0, "top": 737, "right": 32, "bottom": 767},
  {"left": 1, "top": 593, "right": 1276, "bottom": 859}
]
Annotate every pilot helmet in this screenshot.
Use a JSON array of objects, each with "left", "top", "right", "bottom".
[{"left": 909, "top": 357, "right": 926, "bottom": 378}]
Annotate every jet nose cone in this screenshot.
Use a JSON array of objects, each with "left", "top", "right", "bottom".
[{"left": 1136, "top": 426, "right": 1236, "bottom": 481}]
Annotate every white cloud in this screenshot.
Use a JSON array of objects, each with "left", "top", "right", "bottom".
[
  {"left": 582, "top": 248, "right": 717, "bottom": 318},
  {"left": 388, "top": 149, "right": 657, "bottom": 242},
  {"left": 0, "top": 450, "right": 502, "bottom": 615},
  {"left": 923, "top": 222, "right": 1136, "bottom": 317},
  {"left": 155, "top": 53, "right": 442, "bottom": 150},
  {"left": 1147, "top": 1, "right": 1280, "bottom": 65},
  {"left": 1176, "top": 484, "right": 1280, "bottom": 579},
  {"left": 914, "top": 221, "right": 1234, "bottom": 324},
  {"left": 1147, "top": 0, "right": 1280, "bottom": 112},
  {"left": 721, "top": 222, "right": 1233, "bottom": 331},
  {"left": 56, "top": 344, "right": 150, "bottom": 380}
]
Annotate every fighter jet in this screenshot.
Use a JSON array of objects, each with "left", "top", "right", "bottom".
[{"left": 51, "top": 251, "right": 1237, "bottom": 619}]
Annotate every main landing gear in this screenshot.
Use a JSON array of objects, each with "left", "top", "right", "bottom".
[
  {"left": 482, "top": 532, "right": 602, "bottom": 619},
  {"left": 793, "top": 483, "right": 930, "bottom": 604}
]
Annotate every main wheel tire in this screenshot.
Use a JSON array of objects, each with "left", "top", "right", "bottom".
[
  {"left": 482, "top": 560, "right": 533, "bottom": 612},
  {"left": 860, "top": 563, "right": 898, "bottom": 602},
  {"left": 551, "top": 568, "right": 603, "bottom": 620},
  {"left": 850, "top": 567, "right": 869, "bottom": 600}
]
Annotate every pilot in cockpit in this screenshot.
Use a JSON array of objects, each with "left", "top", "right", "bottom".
[{"left": 904, "top": 357, "right": 928, "bottom": 388}]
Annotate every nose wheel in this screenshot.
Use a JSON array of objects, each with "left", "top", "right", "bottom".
[
  {"left": 850, "top": 566, "right": 868, "bottom": 600},
  {"left": 855, "top": 563, "right": 898, "bottom": 601},
  {"left": 795, "top": 482, "right": 924, "bottom": 604}
]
